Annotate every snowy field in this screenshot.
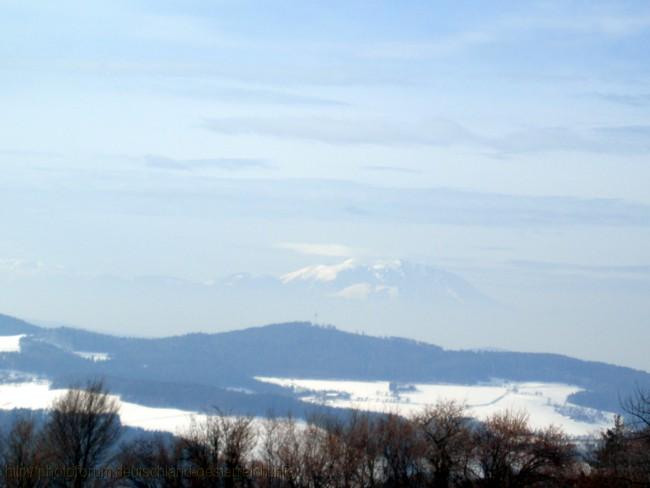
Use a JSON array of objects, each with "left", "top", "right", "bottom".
[
  {"left": 255, "top": 376, "right": 615, "bottom": 437},
  {"left": 73, "top": 351, "right": 111, "bottom": 362},
  {"left": 0, "top": 335, "right": 26, "bottom": 353},
  {"left": 0, "top": 380, "right": 303, "bottom": 448},
  {"left": 0, "top": 380, "right": 205, "bottom": 434}
]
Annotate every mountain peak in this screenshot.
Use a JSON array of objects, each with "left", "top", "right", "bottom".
[{"left": 277, "top": 259, "right": 490, "bottom": 304}]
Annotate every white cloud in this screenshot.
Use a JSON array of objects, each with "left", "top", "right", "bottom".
[{"left": 334, "top": 283, "right": 373, "bottom": 300}]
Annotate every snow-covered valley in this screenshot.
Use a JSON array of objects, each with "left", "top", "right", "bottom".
[{"left": 255, "top": 376, "right": 615, "bottom": 437}]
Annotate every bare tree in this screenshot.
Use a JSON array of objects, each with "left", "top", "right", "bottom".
[
  {"left": 181, "top": 410, "right": 257, "bottom": 488},
  {"left": 473, "top": 410, "right": 575, "bottom": 488},
  {"left": 591, "top": 414, "right": 650, "bottom": 486},
  {"left": 413, "top": 400, "right": 473, "bottom": 488},
  {"left": 43, "top": 380, "right": 121, "bottom": 488},
  {"left": 622, "top": 385, "right": 650, "bottom": 437},
  {"left": 261, "top": 412, "right": 381, "bottom": 488},
  {"left": 2, "top": 416, "right": 46, "bottom": 488},
  {"left": 341, "top": 411, "right": 382, "bottom": 488},
  {"left": 315, "top": 414, "right": 367, "bottom": 488},
  {"left": 376, "top": 411, "right": 426, "bottom": 487},
  {"left": 117, "top": 435, "right": 185, "bottom": 488},
  {"left": 334, "top": 410, "right": 380, "bottom": 487},
  {"left": 260, "top": 415, "right": 303, "bottom": 487},
  {"left": 300, "top": 419, "right": 330, "bottom": 488}
]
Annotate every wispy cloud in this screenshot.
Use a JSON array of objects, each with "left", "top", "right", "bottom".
[
  {"left": 363, "top": 165, "right": 422, "bottom": 174},
  {"left": 150, "top": 80, "right": 349, "bottom": 106},
  {"left": 595, "top": 125, "right": 650, "bottom": 140},
  {"left": 592, "top": 92, "right": 650, "bottom": 107},
  {"left": 492, "top": 125, "right": 650, "bottom": 155},
  {"left": 204, "top": 116, "right": 650, "bottom": 155},
  {"left": 350, "top": 12, "right": 650, "bottom": 61},
  {"left": 535, "top": 14, "right": 650, "bottom": 37},
  {"left": 509, "top": 260, "right": 650, "bottom": 275},
  {"left": 145, "top": 155, "right": 272, "bottom": 171},
  {"left": 204, "top": 117, "right": 478, "bottom": 147},
  {"left": 276, "top": 242, "right": 358, "bottom": 258},
  {"left": 354, "top": 31, "right": 496, "bottom": 59}
]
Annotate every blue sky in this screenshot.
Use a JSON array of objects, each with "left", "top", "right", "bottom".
[{"left": 1, "top": 1, "right": 650, "bottom": 368}]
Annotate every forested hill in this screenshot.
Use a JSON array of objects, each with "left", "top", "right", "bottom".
[{"left": 1, "top": 313, "right": 648, "bottom": 415}]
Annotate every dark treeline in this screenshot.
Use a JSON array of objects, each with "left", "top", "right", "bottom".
[{"left": 1, "top": 381, "right": 650, "bottom": 488}]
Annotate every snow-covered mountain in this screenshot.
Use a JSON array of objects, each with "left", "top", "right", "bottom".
[{"left": 221, "top": 259, "right": 491, "bottom": 305}]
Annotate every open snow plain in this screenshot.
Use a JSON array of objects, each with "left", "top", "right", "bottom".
[
  {"left": 256, "top": 376, "right": 615, "bottom": 437},
  {"left": 0, "top": 380, "right": 204, "bottom": 434}
]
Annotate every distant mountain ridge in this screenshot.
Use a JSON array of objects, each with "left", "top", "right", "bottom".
[
  {"left": 277, "top": 259, "right": 490, "bottom": 304},
  {"left": 0, "top": 313, "right": 648, "bottom": 418},
  {"left": 217, "top": 258, "right": 493, "bottom": 306}
]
